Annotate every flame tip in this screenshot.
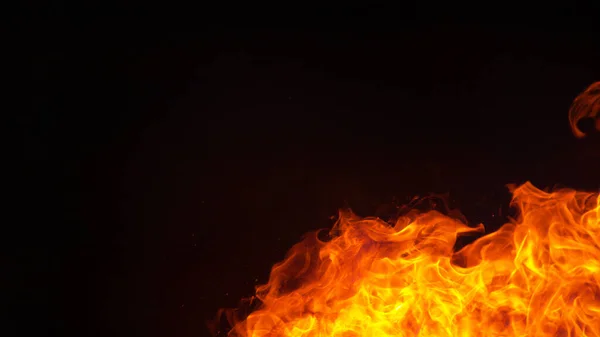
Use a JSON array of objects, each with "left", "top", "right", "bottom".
[{"left": 569, "top": 81, "right": 600, "bottom": 138}]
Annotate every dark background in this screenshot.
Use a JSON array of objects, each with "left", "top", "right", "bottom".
[{"left": 23, "top": 3, "right": 600, "bottom": 337}]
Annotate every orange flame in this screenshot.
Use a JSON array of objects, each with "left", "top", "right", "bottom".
[
  {"left": 219, "top": 182, "right": 600, "bottom": 337},
  {"left": 569, "top": 81, "right": 600, "bottom": 138}
]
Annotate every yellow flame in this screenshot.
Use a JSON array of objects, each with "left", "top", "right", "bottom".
[{"left": 220, "top": 182, "right": 600, "bottom": 337}]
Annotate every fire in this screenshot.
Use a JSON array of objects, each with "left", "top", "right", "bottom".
[
  {"left": 569, "top": 81, "right": 600, "bottom": 138},
  {"left": 213, "top": 82, "right": 600, "bottom": 337},
  {"left": 218, "top": 183, "right": 599, "bottom": 337}
]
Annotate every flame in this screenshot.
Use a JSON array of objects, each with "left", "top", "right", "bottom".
[
  {"left": 219, "top": 182, "right": 600, "bottom": 337},
  {"left": 569, "top": 81, "right": 600, "bottom": 138}
]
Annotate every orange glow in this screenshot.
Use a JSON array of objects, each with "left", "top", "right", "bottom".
[
  {"left": 569, "top": 81, "right": 600, "bottom": 138},
  {"left": 219, "top": 182, "right": 600, "bottom": 337}
]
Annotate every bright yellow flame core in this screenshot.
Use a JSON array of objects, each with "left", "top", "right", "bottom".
[{"left": 227, "top": 182, "right": 600, "bottom": 337}]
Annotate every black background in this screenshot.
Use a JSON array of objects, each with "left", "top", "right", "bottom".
[{"left": 23, "top": 3, "right": 600, "bottom": 337}]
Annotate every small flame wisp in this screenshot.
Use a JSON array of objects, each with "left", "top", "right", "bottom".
[{"left": 569, "top": 81, "right": 600, "bottom": 138}]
